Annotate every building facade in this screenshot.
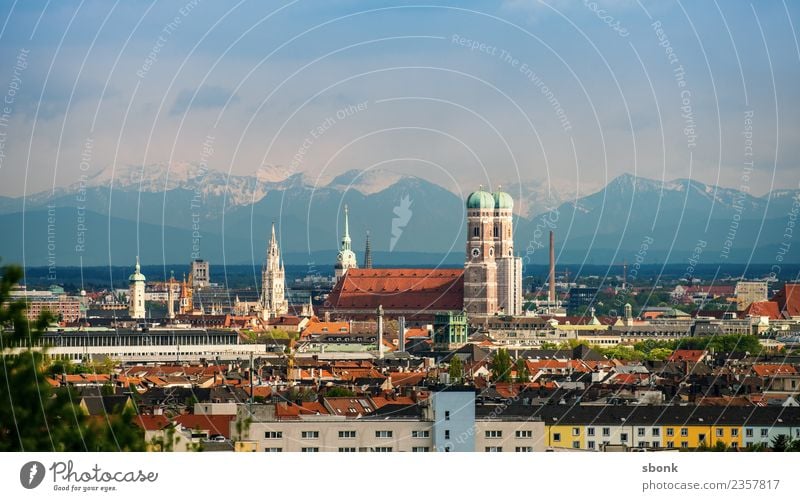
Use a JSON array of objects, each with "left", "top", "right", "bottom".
[{"left": 191, "top": 259, "right": 210, "bottom": 288}]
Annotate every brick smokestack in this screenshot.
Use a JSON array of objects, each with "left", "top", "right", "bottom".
[{"left": 549, "top": 231, "right": 556, "bottom": 303}]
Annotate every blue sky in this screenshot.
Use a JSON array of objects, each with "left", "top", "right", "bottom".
[{"left": 0, "top": 0, "right": 798, "bottom": 199}]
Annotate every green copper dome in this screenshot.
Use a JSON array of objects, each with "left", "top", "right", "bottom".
[
  {"left": 466, "top": 189, "right": 494, "bottom": 209},
  {"left": 493, "top": 190, "right": 513, "bottom": 210}
]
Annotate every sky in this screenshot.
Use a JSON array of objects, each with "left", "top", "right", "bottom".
[{"left": 0, "top": 0, "right": 798, "bottom": 199}]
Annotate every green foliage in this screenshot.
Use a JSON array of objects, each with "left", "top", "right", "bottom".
[
  {"left": 0, "top": 263, "right": 145, "bottom": 451},
  {"left": 515, "top": 359, "right": 530, "bottom": 382},
  {"left": 325, "top": 387, "right": 355, "bottom": 398},
  {"left": 491, "top": 348, "right": 513, "bottom": 383},
  {"left": 448, "top": 356, "right": 463, "bottom": 383}
]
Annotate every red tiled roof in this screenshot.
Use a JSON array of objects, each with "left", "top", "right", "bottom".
[
  {"left": 324, "top": 268, "right": 464, "bottom": 312},
  {"left": 303, "top": 321, "right": 350, "bottom": 336},
  {"left": 668, "top": 350, "right": 707, "bottom": 363},
  {"left": 772, "top": 284, "right": 800, "bottom": 318},
  {"left": 752, "top": 364, "right": 798, "bottom": 377},
  {"left": 275, "top": 401, "right": 328, "bottom": 419},
  {"left": 388, "top": 372, "right": 427, "bottom": 386},
  {"left": 744, "top": 301, "right": 781, "bottom": 320},
  {"left": 173, "top": 415, "right": 234, "bottom": 439},
  {"left": 134, "top": 414, "right": 171, "bottom": 431}
]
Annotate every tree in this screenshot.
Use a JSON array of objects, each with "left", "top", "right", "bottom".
[
  {"left": 0, "top": 263, "right": 145, "bottom": 451},
  {"left": 325, "top": 387, "right": 355, "bottom": 398},
  {"left": 448, "top": 356, "right": 464, "bottom": 383},
  {"left": 770, "top": 434, "right": 789, "bottom": 452},
  {"left": 515, "top": 359, "right": 530, "bottom": 382},
  {"left": 491, "top": 348, "right": 513, "bottom": 383}
]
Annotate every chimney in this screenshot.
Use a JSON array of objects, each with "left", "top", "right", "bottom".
[
  {"left": 377, "top": 305, "right": 384, "bottom": 359},
  {"left": 398, "top": 316, "right": 406, "bottom": 353},
  {"left": 549, "top": 231, "right": 556, "bottom": 303}
]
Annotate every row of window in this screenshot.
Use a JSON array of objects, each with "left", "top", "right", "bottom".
[
  {"left": 266, "top": 447, "right": 430, "bottom": 452},
  {"left": 484, "top": 430, "right": 532, "bottom": 439},
  {"left": 265, "top": 430, "right": 431, "bottom": 440}
]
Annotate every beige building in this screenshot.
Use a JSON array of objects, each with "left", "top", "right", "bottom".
[{"left": 735, "top": 281, "right": 768, "bottom": 310}]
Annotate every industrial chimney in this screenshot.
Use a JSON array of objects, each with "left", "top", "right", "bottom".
[{"left": 549, "top": 231, "right": 556, "bottom": 304}]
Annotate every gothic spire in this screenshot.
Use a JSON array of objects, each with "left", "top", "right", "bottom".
[{"left": 363, "top": 230, "right": 372, "bottom": 269}]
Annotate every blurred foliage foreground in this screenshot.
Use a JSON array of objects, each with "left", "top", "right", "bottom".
[{"left": 0, "top": 264, "right": 145, "bottom": 451}]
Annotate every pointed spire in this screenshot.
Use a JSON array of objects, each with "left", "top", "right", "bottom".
[
  {"left": 135, "top": 255, "right": 140, "bottom": 273},
  {"left": 363, "top": 230, "right": 372, "bottom": 269},
  {"left": 270, "top": 221, "right": 276, "bottom": 245},
  {"left": 344, "top": 205, "right": 350, "bottom": 240}
]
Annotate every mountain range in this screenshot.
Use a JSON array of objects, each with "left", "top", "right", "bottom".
[{"left": 1, "top": 163, "right": 797, "bottom": 269}]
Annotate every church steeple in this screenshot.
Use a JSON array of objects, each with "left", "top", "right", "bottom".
[
  {"left": 335, "top": 205, "right": 358, "bottom": 282},
  {"left": 341, "top": 205, "right": 352, "bottom": 252},
  {"left": 363, "top": 230, "right": 372, "bottom": 269},
  {"left": 261, "top": 221, "right": 288, "bottom": 320}
]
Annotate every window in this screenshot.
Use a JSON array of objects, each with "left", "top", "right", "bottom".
[
  {"left": 411, "top": 430, "right": 430, "bottom": 438},
  {"left": 445, "top": 430, "right": 450, "bottom": 440},
  {"left": 587, "top": 441, "right": 595, "bottom": 450},
  {"left": 572, "top": 427, "right": 580, "bottom": 436},
  {"left": 698, "top": 434, "right": 706, "bottom": 444},
  {"left": 680, "top": 428, "right": 688, "bottom": 437},
  {"left": 301, "top": 431, "right": 319, "bottom": 439},
  {"left": 731, "top": 442, "right": 738, "bottom": 449},
  {"left": 516, "top": 430, "right": 532, "bottom": 438},
  {"left": 761, "top": 429, "right": 769, "bottom": 437},
  {"left": 444, "top": 446, "right": 450, "bottom": 452},
  {"left": 485, "top": 446, "right": 502, "bottom": 452},
  {"left": 473, "top": 227, "right": 479, "bottom": 237},
  {"left": 637, "top": 427, "right": 645, "bottom": 437},
  {"left": 652, "top": 441, "right": 660, "bottom": 448},
  {"left": 445, "top": 411, "right": 450, "bottom": 421},
  {"left": 265, "top": 447, "right": 282, "bottom": 452},
  {"left": 716, "top": 428, "right": 724, "bottom": 438},
  {"left": 638, "top": 442, "right": 648, "bottom": 448},
  {"left": 412, "top": 446, "right": 430, "bottom": 452},
  {"left": 746, "top": 429, "right": 753, "bottom": 437},
  {"left": 572, "top": 441, "right": 580, "bottom": 449},
  {"left": 264, "top": 431, "right": 282, "bottom": 439},
  {"left": 516, "top": 446, "right": 533, "bottom": 452},
  {"left": 602, "top": 427, "right": 610, "bottom": 437},
  {"left": 731, "top": 429, "right": 739, "bottom": 437},
  {"left": 376, "top": 430, "right": 393, "bottom": 438},
  {"left": 338, "top": 430, "right": 356, "bottom": 439},
  {"left": 667, "top": 441, "right": 674, "bottom": 448},
  {"left": 485, "top": 430, "right": 502, "bottom": 438},
  {"left": 666, "top": 428, "right": 674, "bottom": 437},
  {"left": 652, "top": 428, "right": 660, "bottom": 437},
  {"left": 680, "top": 441, "right": 688, "bottom": 449},
  {"left": 587, "top": 428, "right": 595, "bottom": 437},
  {"left": 373, "top": 447, "right": 392, "bottom": 452},
  {"left": 301, "top": 447, "right": 319, "bottom": 452},
  {"left": 338, "top": 447, "right": 356, "bottom": 452},
  {"left": 553, "top": 433, "right": 561, "bottom": 442},
  {"left": 620, "top": 433, "right": 628, "bottom": 443}
]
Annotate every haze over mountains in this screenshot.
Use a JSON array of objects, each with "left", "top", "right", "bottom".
[{"left": 1, "top": 163, "right": 797, "bottom": 269}]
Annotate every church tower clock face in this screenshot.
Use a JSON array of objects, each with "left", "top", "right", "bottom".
[{"left": 471, "top": 247, "right": 480, "bottom": 258}]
